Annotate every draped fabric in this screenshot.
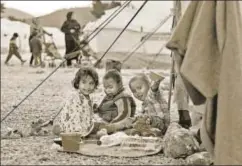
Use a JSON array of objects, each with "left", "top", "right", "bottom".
[{"left": 166, "top": 1, "right": 242, "bottom": 164}]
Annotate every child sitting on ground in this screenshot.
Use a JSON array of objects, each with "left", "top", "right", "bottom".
[
  {"left": 129, "top": 73, "right": 170, "bottom": 134},
  {"left": 95, "top": 69, "right": 136, "bottom": 126},
  {"left": 55, "top": 66, "right": 99, "bottom": 136}
]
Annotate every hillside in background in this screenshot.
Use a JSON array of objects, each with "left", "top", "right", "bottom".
[
  {"left": 25, "top": 7, "right": 97, "bottom": 28},
  {"left": 1, "top": 7, "right": 33, "bottom": 19},
  {"left": 1, "top": 6, "right": 96, "bottom": 29}
]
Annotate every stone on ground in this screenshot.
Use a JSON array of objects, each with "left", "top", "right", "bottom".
[
  {"left": 163, "top": 123, "right": 200, "bottom": 158},
  {"left": 186, "top": 152, "right": 213, "bottom": 165}
]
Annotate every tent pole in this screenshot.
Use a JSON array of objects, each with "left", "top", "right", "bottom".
[{"left": 167, "top": 0, "right": 181, "bottom": 112}]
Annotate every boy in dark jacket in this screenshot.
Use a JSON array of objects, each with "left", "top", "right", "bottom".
[
  {"left": 61, "top": 11, "right": 81, "bottom": 66},
  {"left": 5, "top": 33, "right": 26, "bottom": 65}
]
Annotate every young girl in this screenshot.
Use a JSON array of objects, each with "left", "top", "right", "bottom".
[
  {"left": 56, "top": 66, "right": 99, "bottom": 136},
  {"left": 129, "top": 73, "right": 170, "bottom": 134}
]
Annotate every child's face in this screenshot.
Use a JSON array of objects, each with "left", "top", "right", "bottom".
[
  {"left": 79, "top": 75, "right": 96, "bottom": 95},
  {"left": 72, "top": 13, "right": 76, "bottom": 20},
  {"left": 130, "top": 79, "right": 149, "bottom": 101},
  {"left": 103, "top": 78, "right": 120, "bottom": 96}
]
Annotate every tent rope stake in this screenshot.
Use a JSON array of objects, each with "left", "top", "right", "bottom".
[
  {"left": 167, "top": 1, "right": 182, "bottom": 114},
  {"left": 0, "top": 1, "right": 132, "bottom": 123}
]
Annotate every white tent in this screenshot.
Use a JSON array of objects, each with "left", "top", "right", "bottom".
[
  {"left": 84, "top": 1, "right": 173, "bottom": 54},
  {"left": 0, "top": 18, "right": 65, "bottom": 53}
]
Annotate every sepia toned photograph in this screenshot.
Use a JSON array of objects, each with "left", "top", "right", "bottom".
[{"left": 1, "top": 0, "right": 242, "bottom": 165}]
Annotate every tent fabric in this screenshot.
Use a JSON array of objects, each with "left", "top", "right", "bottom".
[
  {"left": 166, "top": 1, "right": 242, "bottom": 165},
  {"left": 84, "top": 1, "right": 173, "bottom": 33}
]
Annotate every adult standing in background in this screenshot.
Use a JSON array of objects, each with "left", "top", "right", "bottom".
[
  {"left": 29, "top": 17, "right": 52, "bottom": 67},
  {"left": 61, "top": 11, "right": 81, "bottom": 67}
]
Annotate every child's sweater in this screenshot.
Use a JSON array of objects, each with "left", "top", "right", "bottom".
[{"left": 97, "top": 88, "right": 136, "bottom": 124}]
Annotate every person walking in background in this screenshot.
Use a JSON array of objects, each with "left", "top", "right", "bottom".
[
  {"left": 29, "top": 17, "right": 52, "bottom": 66},
  {"left": 5, "top": 33, "right": 26, "bottom": 65},
  {"left": 61, "top": 11, "right": 81, "bottom": 67},
  {"left": 29, "top": 32, "right": 43, "bottom": 67}
]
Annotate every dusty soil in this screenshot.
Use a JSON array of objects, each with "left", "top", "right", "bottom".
[{"left": 0, "top": 52, "right": 188, "bottom": 165}]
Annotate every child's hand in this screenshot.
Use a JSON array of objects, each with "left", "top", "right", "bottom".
[{"left": 70, "top": 29, "right": 75, "bottom": 33}]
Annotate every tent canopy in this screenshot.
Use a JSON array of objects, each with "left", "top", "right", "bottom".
[{"left": 84, "top": 1, "right": 173, "bottom": 33}]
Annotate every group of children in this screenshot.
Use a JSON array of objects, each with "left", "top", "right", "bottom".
[
  {"left": 4, "top": 32, "right": 44, "bottom": 67},
  {"left": 54, "top": 65, "right": 171, "bottom": 141}
]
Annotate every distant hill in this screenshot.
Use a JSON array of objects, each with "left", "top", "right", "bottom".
[
  {"left": 1, "top": 7, "right": 33, "bottom": 19},
  {"left": 25, "top": 7, "right": 97, "bottom": 29}
]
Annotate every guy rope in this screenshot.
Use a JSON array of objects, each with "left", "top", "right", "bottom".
[
  {"left": 121, "top": 13, "right": 173, "bottom": 64},
  {"left": 1, "top": 0, "right": 131, "bottom": 123},
  {"left": 50, "top": 0, "right": 148, "bottom": 125},
  {"left": 167, "top": 0, "right": 182, "bottom": 112},
  {"left": 146, "top": 43, "right": 167, "bottom": 70},
  {"left": 94, "top": 0, "right": 148, "bottom": 67},
  {"left": 64, "top": 0, "right": 132, "bottom": 60},
  {"left": 1, "top": 0, "right": 148, "bottom": 123}
]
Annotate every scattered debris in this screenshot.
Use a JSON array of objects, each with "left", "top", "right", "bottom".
[
  {"left": 163, "top": 123, "right": 200, "bottom": 158},
  {"left": 35, "top": 70, "right": 45, "bottom": 74},
  {"left": 52, "top": 124, "right": 61, "bottom": 136},
  {"left": 29, "top": 118, "right": 52, "bottom": 136},
  {"left": 186, "top": 152, "right": 213, "bottom": 165},
  {"left": 121, "top": 135, "right": 163, "bottom": 152},
  {"left": 50, "top": 143, "right": 62, "bottom": 151},
  {"left": 2, "top": 127, "right": 24, "bottom": 139},
  {"left": 129, "top": 116, "right": 162, "bottom": 137},
  {"left": 99, "top": 132, "right": 128, "bottom": 147}
]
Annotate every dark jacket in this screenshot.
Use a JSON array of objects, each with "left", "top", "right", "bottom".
[
  {"left": 61, "top": 19, "right": 81, "bottom": 41},
  {"left": 30, "top": 36, "right": 42, "bottom": 54}
]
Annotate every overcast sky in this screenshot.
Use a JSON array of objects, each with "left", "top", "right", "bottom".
[
  {"left": 2, "top": 1, "right": 93, "bottom": 17},
  {"left": 2, "top": 1, "right": 176, "bottom": 19}
]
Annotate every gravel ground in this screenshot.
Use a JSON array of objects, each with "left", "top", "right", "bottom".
[{"left": 1, "top": 53, "right": 186, "bottom": 165}]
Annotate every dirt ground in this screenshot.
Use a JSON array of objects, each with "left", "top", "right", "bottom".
[{"left": 0, "top": 52, "right": 189, "bottom": 165}]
